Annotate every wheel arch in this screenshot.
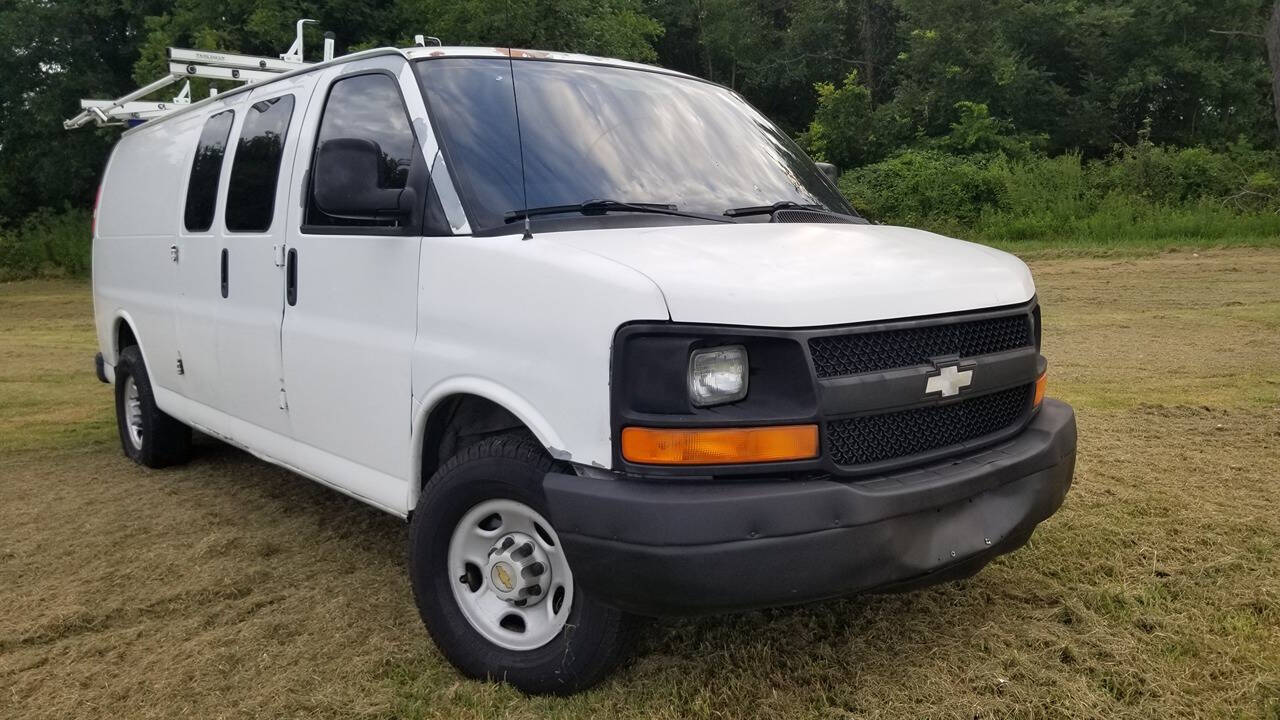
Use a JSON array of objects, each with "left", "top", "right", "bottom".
[
  {"left": 114, "top": 315, "right": 138, "bottom": 354},
  {"left": 410, "top": 379, "right": 569, "bottom": 511},
  {"left": 110, "top": 311, "right": 148, "bottom": 370}
]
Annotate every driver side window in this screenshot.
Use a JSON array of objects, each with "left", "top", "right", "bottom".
[{"left": 306, "top": 73, "right": 417, "bottom": 228}]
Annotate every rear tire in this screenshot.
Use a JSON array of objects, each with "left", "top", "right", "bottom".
[
  {"left": 114, "top": 345, "right": 192, "bottom": 468},
  {"left": 409, "top": 434, "right": 635, "bottom": 694}
]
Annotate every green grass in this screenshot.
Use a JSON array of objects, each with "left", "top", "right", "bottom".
[
  {"left": 982, "top": 234, "right": 1280, "bottom": 258},
  {"left": 1, "top": 249, "right": 1279, "bottom": 718}
]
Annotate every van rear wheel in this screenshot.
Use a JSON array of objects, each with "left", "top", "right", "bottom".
[
  {"left": 114, "top": 346, "right": 192, "bottom": 468},
  {"left": 408, "top": 435, "right": 635, "bottom": 694}
]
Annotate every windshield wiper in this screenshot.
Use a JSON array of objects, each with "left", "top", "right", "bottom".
[
  {"left": 722, "top": 200, "right": 828, "bottom": 218},
  {"left": 504, "top": 199, "right": 732, "bottom": 225}
]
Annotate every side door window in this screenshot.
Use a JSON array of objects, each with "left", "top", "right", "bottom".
[
  {"left": 226, "top": 95, "right": 296, "bottom": 233},
  {"left": 184, "top": 110, "right": 235, "bottom": 232},
  {"left": 415, "top": 59, "right": 523, "bottom": 233},
  {"left": 306, "top": 73, "right": 440, "bottom": 232}
]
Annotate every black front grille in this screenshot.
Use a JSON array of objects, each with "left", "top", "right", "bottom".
[
  {"left": 809, "top": 313, "right": 1033, "bottom": 379},
  {"left": 826, "top": 384, "right": 1033, "bottom": 467}
]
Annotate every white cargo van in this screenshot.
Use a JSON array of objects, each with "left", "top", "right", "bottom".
[{"left": 81, "top": 43, "right": 1076, "bottom": 693}]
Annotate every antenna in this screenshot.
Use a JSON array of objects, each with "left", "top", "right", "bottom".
[{"left": 281, "top": 18, "right": 318, "bottom": 63}]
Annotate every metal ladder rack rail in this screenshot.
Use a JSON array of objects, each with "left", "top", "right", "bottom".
[{"left": 64, "top": 19, "right": 335, "bottom": 130}]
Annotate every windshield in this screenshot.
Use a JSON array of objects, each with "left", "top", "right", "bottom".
[{"left": 415, "top": 58, "right": 852, "bottom": 233}]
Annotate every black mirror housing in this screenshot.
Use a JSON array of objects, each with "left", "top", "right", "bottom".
[
  {"left": 815, "top": 162, "right": 840, "bottom": 185},
  {"left": 313, "top": 137, "right": 405, "bottom": 219}
]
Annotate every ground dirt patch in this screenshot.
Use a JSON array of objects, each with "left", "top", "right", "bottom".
[{"left": 1, "top": 250, "right": 1278, "bottom": 719}]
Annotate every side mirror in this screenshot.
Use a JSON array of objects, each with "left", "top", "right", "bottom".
[
  {"left": 312, "top": 137, "right": 407, "bottom": 219},
  {"left": 815, "top": 162, "right": 840, "bottom": 185}
]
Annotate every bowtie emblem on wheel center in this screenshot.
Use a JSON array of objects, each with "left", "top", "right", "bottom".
[
  {"left": 484, "top": 532, "right": 552, "bottom": 606},
  {"left": 925, "top": 364, "right": 974, "bottom": 398},
  {"left": 491, "top": 563, "right": 515, "bottom": 592}
]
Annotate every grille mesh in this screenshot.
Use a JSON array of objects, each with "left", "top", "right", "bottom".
[
  {"left": 809, "top": 314, "right": 1032, "bottom": 379},
  {"left": 826, "top": 384, "right": 1033, "bottom": 467}
]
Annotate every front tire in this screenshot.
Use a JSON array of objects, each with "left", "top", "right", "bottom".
[
  {"left": 409, "top": 435, "right": 635, "bottom": 694},
  {"left": 114, "top": 345, "right": 192, "bottom": 468}
]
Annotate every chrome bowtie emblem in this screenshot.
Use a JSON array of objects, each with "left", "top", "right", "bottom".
[{"left": 925, "top": 365, "right": 973, "bottom": 398}]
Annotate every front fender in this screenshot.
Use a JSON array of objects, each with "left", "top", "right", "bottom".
[{"left": 410, "top": 232, "right": 671, "bottom": 510}]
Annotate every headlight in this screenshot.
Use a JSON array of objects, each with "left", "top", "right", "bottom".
[{"left": 688, "top": 345, "right": 748, "bottom": 406}]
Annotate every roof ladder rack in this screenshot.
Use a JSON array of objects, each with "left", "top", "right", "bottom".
[{"left": 64, "top": 20, "right": 333, "bottom": 129}]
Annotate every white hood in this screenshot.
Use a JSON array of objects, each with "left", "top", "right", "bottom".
[{"left": 543, "top": 222, "right": 1036, "bottom": 327}]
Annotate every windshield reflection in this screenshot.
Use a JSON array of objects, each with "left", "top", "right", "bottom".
[{"left": 417, "top": 58, "right": 850, "bottom": 233}]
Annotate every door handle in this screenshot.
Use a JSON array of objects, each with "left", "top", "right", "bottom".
[
  {"left": 286, "top": 248, "right": 298, "bottom": 306},
  {"left": 220, "top": 248, "right": 229, "bottom": 298}
]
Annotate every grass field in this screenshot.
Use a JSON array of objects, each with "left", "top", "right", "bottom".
[{"left": 1, "top": 248, "right": 1278, "bottom": 719}]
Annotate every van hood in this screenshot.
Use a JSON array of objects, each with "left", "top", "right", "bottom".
[{"left": 542, "top": 222, "right": 1036, "bottom": 327}]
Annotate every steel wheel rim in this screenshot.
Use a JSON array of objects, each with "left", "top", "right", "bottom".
[
  {"left": 447, "top": 498, "right": 574, "bottom": 651},
  {"left": 123, "top": 376, "right": 144, "bottom": 450}
]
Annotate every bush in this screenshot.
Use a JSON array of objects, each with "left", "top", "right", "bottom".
[
  {"left": 840, "top": 143, "right": 1280, "bottom": 245},
  {"left": 838, "top": 150, "right": 1007, "bottom": 231},
  {"left": 1093, "top": 143, "right": 1233, "bottom": 206},
  {"left": 0, "top": 208, "right": 93, "bottom": 280}
]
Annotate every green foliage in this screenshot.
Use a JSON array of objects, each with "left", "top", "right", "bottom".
[
  {"left": 1, "top": 0, "right": 1278, "bottom": 278},
  {"left": 931, "top": 102, "right": 1043, "bottom": 158},
  {"left": 130, "top": 0, "right": 663, "bottom": 80},
  {"left": 888, "top": 0, "right": 1066, "bottom": 146},
  {"left": 841, "top": 144, "right": 1280, "bottom": 243},
  {"left": 0, "top": 0, "right": 166, "bottom": 227},
  {"left": 800, "top": 72, "right": 887, "bottom": 168},
  {"left": 839, "top": 150, "right": 1006, "bottom": 228},
  {"left": 395, "top": 0, "right": 663, "bottom": 61},
  {"left": 1090, "top": 131, "right": 1280, "bottom": 210},
  {"left": 0, "top": 209, "right": 94, "bottom": 281},
  {"left": 884, "top": 0, "right": 1277, "bottom": 155}
]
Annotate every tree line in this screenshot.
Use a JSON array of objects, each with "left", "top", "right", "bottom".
[{"left": 1, "top": 0, "right": 1278, "bottom": 253}]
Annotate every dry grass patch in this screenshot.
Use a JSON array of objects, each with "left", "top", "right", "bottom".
[{"left": 2, "top": 249, "right": 1278, "bottom": 719}]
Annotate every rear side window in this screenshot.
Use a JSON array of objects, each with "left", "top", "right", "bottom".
[
  {"left": 306, "top": 73, "right": 417, "bottom": 228},
  {"left": 184, "top": 110, "right": 235, "bottom": 232},
  {"left": 226, "top": 95, "right": 295, "bottom": 233}
]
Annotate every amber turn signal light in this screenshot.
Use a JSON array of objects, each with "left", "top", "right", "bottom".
[
  {"left": 621, "top": 425, "right": 820, "bottom": 465},
  {"left": 1033, "top": 371, "right": 1048, "bottom": 406}
]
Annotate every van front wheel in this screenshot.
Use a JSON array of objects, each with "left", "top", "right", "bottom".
[
  {"left": 114, "top": 346, "right": 192, "bottom": 468},
  {"left": 409, "top": 435, "right": 635, "bottom": 694}
]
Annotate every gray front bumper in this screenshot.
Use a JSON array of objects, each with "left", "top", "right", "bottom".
[{"left": 544, "top": 399, "right": 1077, "bottom": 616}]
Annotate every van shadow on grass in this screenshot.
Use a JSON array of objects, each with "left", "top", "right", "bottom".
[
  {"left": 616, "top": 577, "right": 1006, "bottom": 703},
  {"left": 384, "top": 562, "right": 1017, "bottom": 717},
  {"left": 183, "top": 433, "right": 1005, "bottom": 712},
  {"left": 182, "top": 430, "right": 408, "bottom": 537}
]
